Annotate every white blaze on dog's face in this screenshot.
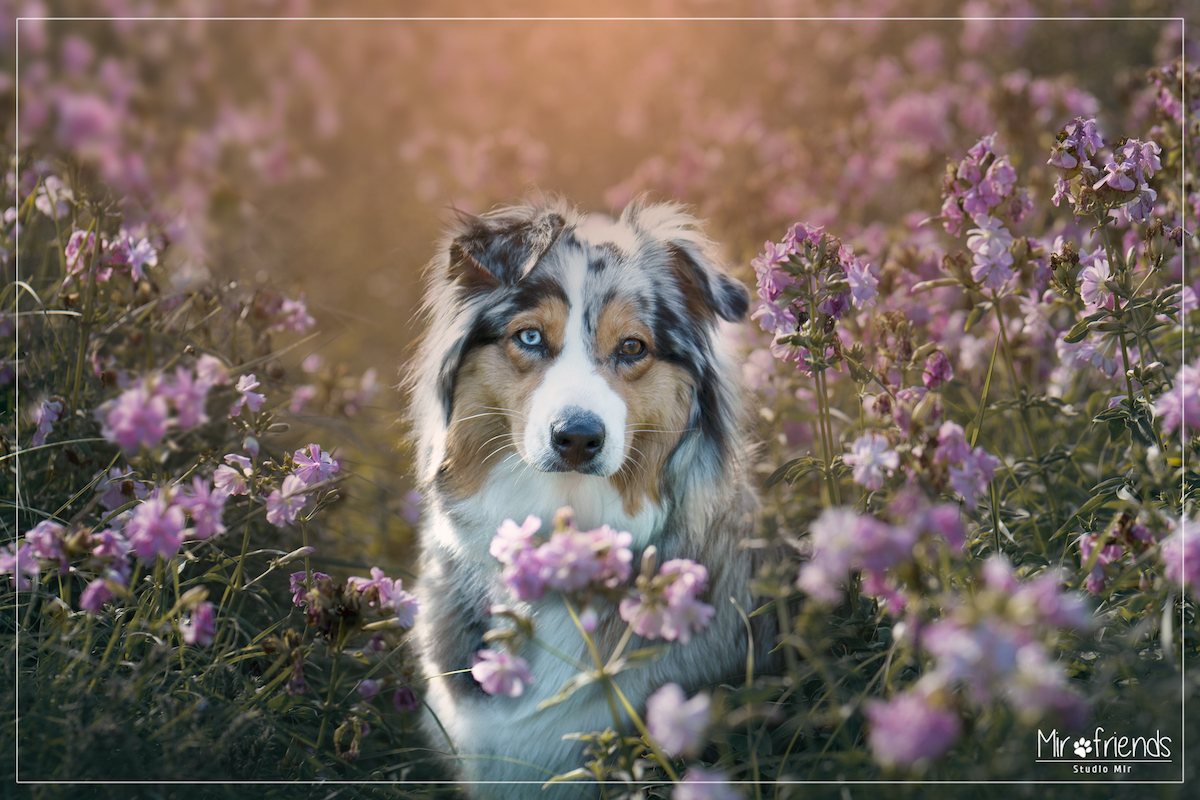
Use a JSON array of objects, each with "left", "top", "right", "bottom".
[{"left": 430, "top": 201, "right": 749, "bottom": 517}]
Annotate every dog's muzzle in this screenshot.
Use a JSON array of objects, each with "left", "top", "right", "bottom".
[{"left": 548, "top": 408, "right": 606, "bottom": 472}]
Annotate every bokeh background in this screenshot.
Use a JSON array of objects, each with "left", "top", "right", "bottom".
[{"left": 5, "top": 0, "right": 1196, "bottom": 562}]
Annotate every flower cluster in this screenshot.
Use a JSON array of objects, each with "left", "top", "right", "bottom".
[
  {"left": 1077, "top": 512, "right": 1157, "bottom": 595},
  {"left": 619, "top": 557, "right": 716, "bottom": 645},
  {"left": 62, "top": 226, "right": 159, "bottom": 283},
  {"left": 488, "top": 511, "right": 633, "bottom": 602},
  {"left": 1049, "top": 116, "right": 1162, "bottom": 222},
  {"left": 290, "top": 565, "right": 419, "bottom": 639},
  {"left": 94, "top": 355, "right": 229, "bottom": 451},
  {"left": 866, "top": 556, "right": 1091, "bottom": 768},
  {"left": 796, "top": 496, "right": 964, "bottom": 615},
  {"left": 1159, "top": 521, "right": 1199, "bottom": 597},
  {"left": 940, "top": 133, "right": 1029, "bottom": 237},
  {"left": 749, "top": 222, "right": 878, "bottom": 372}
]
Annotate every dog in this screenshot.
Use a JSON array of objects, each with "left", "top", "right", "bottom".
[{"left": 409, "top": 198, "right": 772, "bottom": 798}]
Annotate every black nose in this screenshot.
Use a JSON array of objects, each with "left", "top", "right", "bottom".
[{"left": 550, "top": 411, "right": 606, "bottom": 470}]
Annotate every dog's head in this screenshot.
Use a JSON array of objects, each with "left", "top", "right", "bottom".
[{"left": 411, "top": 198, "right": 749, "bottom": 515}]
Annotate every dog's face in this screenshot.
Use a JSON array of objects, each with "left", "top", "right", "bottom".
[{"left": 420, "top": 201, "right": 748, "bottom": 515}]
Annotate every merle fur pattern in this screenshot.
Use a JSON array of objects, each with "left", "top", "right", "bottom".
[{"left": 407, "top": 198, "right": 774, "bottom": 798}]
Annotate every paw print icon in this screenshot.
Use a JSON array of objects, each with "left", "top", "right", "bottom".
[{"left": 1073, "top": 738, "right": 1093, "bottom": 758}]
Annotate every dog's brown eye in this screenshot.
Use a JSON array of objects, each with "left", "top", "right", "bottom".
[{"left": 619, "top": 338, "right": 646, "bottom": 358}]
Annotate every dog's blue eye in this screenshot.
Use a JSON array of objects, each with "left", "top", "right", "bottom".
[{"left": 515, "top": 329, "right": 543, "bottom": 348}]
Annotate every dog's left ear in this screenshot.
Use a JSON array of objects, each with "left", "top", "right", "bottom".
[
  {"left": 447, "top": 209, "right": 566, "bottom": 293},
  {"left": 666, "top": 240, "right": 751, "bottom": 323}
]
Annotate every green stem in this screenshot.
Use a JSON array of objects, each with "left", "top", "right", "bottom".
[{"left": 68, "top": 218, "right": 100, "bottom": 415}]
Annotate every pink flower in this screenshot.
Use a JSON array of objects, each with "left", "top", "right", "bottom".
[
  {"left": 98, "top": 378, "right": 170, "bottom": 451},
  {"left": 948, "top": 447, "right": 1001, "bottom": 510},
  {"left": 675, "top": 768, "right": 740, "bottom": 800},
  {"left": 0, "top": 543, "right": 40, "bottom": 590},
  {"left": 30, "top": 398, "right": 63, "bottom": 448},
  {"left": 181, "top": 600, "right": 216, "bottom": 645},
  {"left": 471, "top": 650, "right": 534, "bottom": 697},
  {"left": 292, "top": 443, "right": 339, "bottom": 486},
  {"left": 865, "top": 691, "right": 961, "bottom": 768},
  {"left": 80, "top": 576, "right": 115, "bottom": 613},
  {"left": 844, "top": 432, "right": 899, "bottom": 492},
  {"left": 1154, "top": 362, "right": 1199, "bottom": 437},
  {"left": 24, "top": 520, "right": 65, "bottom": 565},
  {"left": 213, "top": 453, "right": 253, "bottom": 497},
  {"left": 289, "top": 570, "right": 331, "bottom": 607},
  {"left": 619, "top": 558, "right": 715, "bottom": 644},
  {"left": 844, "top": 252, "right": 879, "bottom": 309},
  {"left": 1078, "top": 256, "right": 1113, "bottom": 309},
  {"left": 125, "top": 492, "right": 188, "bottom": 563},
  {"left": 230, "top": 373, "right": 266, "bottom": 417},
  {"left": 96, "top": 467, "right": 150, "bottom": 510},
  {"left": 646, "top": 683, "right": 710, "bottom": 756},
  {"left": 266, "top": 474, "right": 308, "bottom": 527},
  {"left": 161, "top": 366, "right": 210, "bottom": 429},
  {"left": 934, "top": 421, "right": 971, "bottom": 466},
  {"left": 489, "top": 514, "right": 542, "bottom": 565},
  {"left": 965, "top": 215, "right": 1015, "bottom": 290},
  {"left": 179, "top": 476, "right": 227, "bottom": 540},
  {"left": 195, "top": 355, "right": 229, "bottom": 387},
  {"left": 1160, "top": 526, "right": 1199, "bottom": 596},
  {"left": 270, "top": 293, "right": 316, "bottom": 333},
  {"left": 922, "top": 350, "right": 954, "bottom": 389}
]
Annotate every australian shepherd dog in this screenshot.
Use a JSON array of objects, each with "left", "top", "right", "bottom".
[{"left": 409, "top": 198, "right": 772, "bottom": 797}]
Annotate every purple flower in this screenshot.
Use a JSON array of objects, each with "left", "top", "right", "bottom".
[
  {"left": 796, "top": 507, "right": 860, "bottom": 604},
  {"left": 269, "top": 293, "right": 316, "bottom": 333},
  {"left": 1078, "top": 256, "right": 1113, "bottom": 309},
  {"left": 98, "top": 378, "right": 170, "bottom": 451},
  {"left": 750, "top": 297, "right": 797, "bottom": 338},
  {"left": 844, "top": 432, "right": 899, "bottom": 492},
  {"left": 1005, "top": 644, "right": 1088, "bottom": 729},
  {"left": 674, "top": 768, "right": 740, "bottom": 800},
  {"left": 948, "top": 448, "right": 1001, "bottom": 510},
  {"left": 125, "top": 491, "right": 188, "bottom": 563},
  {"left": 293, "top": 442, "right": 339, "bottom": 486},
  {"left": 287, "top": 661, "right": 308, "bottom": 695},
  {"left": 80, "top": 576, "right": 115, "bottom": 613},
  {"left": 266, "top": 474, "right": 308, "bottom": 527},
  {"left": 289, "top": 570, "right": 331, "bottom": 607},
  {"left": 161, "top": 366, "right": 210, "bottom": 429},
  {"left": 96, "top": 467, "right": 150, "bottom": 511},
  {"left": 214, "top": 453, "right": 253, "bottom": 497},
  {"left": 619, "top": 559, "right": 715, "bottom": 644},
  {"left": 25, "top": 520, "right": 66, "bottom": 564},
  {"left": 965, "top": 215, "right": 1015, "bottom": 290},
  {"left": 0, "top": 543, "right": 40, "bottom": 590},
  {"left": 1160, "top": 526, "right": 1199, "bottom": 595},
  {"left": 357, "top": 679, "right": 381, "bottom": 701},
  {"left": 30, "top": 398, "right": 63, "bottom": 448},
  {"left": 195, "top": 355, "right": 229, "bottom": 387},
  {"left": 230, "top": 373, "right": 266, "bottom": 417},
  {"left": 179, "top": 476, "right": 227, "bottom": 540},
  {"left": 925, "top": 504, "right": 965, "bottom": 550},
  {"left": 923, "top": 350, "right": 954, "bottom": 389},
  {"left": 181, "top": 600, "right": 216, "bottom": 646},
  {"left": 844, "top": 253, "right": 879, "bottom": 309},
  {"left": 91, "top": 527, "right": 131, "bottom": 561},
  {"left": 934, "top": 421, "right": 971, "bottom": 466},
  {"left": 646, "top": 683, "right": 710, "bottom": 756},
  {"left": 490, "top": 514, "right": 542, "bottom": 565},
  {"left": 471, "top": 650, "right": 534, "bottom": 697},
  {"left": 392, "top": 686, "right": 420, "bottom": 712},
  {"left": 865, "top": 691, "right": 961, "bottom": 768},
  {"left": 503, "top": 547, "right": 548, "bottom": 601},
  {"left": 1154, "top": 362, "right": 1199, "bottom": 437}
]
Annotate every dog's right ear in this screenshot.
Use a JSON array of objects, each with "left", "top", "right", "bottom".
[{"left": 447, "top": 210, "right": 565, "bottom": 293}]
